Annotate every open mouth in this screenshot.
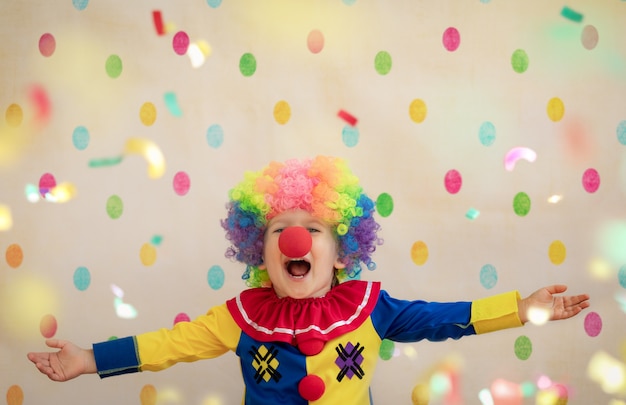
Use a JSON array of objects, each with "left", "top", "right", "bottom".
[{"left": 286, "top": 260, "right": 311, "bottom": 279}]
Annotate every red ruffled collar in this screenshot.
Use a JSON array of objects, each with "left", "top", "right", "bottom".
[{"left": 226, "top": 280, "right": 380, "bottom": 355}]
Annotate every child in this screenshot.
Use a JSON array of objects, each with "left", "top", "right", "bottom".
[{"left": 28, "top": 156, "right": 590, "bottom": 404}]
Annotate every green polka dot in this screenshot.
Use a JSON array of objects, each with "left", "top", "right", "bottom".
[
  {"left": 478, "top": 121, "right": 496, "bottom": 146},
  {"left": 479, "top": 264, "right": 497, "bottom": 289},
  {"left": 105, "top": 54, "right": 123, "bottom": 78},
  {"left": 375, "top": 193, "right": 394, "bottom": 217},
  {"left": 513, "top": 192, "right": 531, "bottom": 217},
  {"left": 72, "top": 126, "right": 90, "bottom": 150},
  {"left": 511, "top": 49, "right": 529, "bottom": 73},
  {"left": 106, "top": 195, "right": 124, "bottom": 219},
  {"left": 379, "top": 339, "right": 394, "bottom": 360},
  {"left": 207, "top": 265, "right": 225, "bottom": 290},
  {"left": 341, "top": 126, "right": 359, "bottom": 147},
  {"left": 514, "top": 335, "right": 532, "bottom": 360},
  {"left": 239, "top": 53, "right": 257, "bottom": 77},
  {"left": 374, "top": 51, "right": 392, "bottom": 75},
  {"left": 73, "top": 266, "right": 91, "bottom": 291}
]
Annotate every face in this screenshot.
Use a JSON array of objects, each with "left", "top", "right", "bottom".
[{"left": 260, "top": 209, "right": 345, "bottom": 299}]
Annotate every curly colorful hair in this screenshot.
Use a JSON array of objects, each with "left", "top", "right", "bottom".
[{"left": 221, "top": 156, "right": 383, "bottom": 287}]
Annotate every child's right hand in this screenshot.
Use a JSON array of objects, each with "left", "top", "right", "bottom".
[{"left": 27, "top": 339, "right": 97, "bottom": 381}]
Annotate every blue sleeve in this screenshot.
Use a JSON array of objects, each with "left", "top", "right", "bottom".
[
  {"left": 92, "top": 336, "right": 141, "bottom": 378},
  {"left": 370, "top": 290, "right": 476, "bottom": 342}
]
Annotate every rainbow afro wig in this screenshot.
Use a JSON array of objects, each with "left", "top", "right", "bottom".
[{"left": 221, "top": 156, "right": 383, "bottom": 287}]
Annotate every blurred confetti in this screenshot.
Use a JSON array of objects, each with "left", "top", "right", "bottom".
[
  {"left": 111, "top": 284, "right": 138, "bottom": 319},
  {"left": 504, "top": 147, "right": 537, "bottom": 171},
  {"left": 0, "top": 204, "right": 13, "bottom": 231},
  {"left": 89, "top": 138, "right": 165, "bottom": 179},
  {"left": 588, "top": 351, "right": 626, "bottom": 395}
]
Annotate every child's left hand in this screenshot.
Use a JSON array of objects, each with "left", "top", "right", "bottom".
[{"left": 518, "top": 285, "right": 590, "bottom": 324}]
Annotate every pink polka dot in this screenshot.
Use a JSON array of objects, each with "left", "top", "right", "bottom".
[
  {"left": 39, "top": 33, "right": 56, "bottom": 57},
  {"left": 444, "top": 169, "right": 462, "bottom": 194},
  {"left": 442, "top": 27, "right": 461, "bottom": 51},
  {"left": 582, "top": 168, "right": 600, "bottom": 193},
  {"left": 39, "top": 172, "right": 56, "bottom": 196},
  {"left": 173, "top": 312, "right": 190, "bottom": 325},
  {"left": 172, "top": 31, "right": 190, "bottom": 55},
  {"left": 40, "top": 314, "right": 57, "bottom": 338},
  {"left": 173, "top": 171, "right": 191, "bottom": 196},
  {"left": 307, "top": 29, "right": 324, "bottom": 54},
  {"left": 584, "top": 311, "right": 602, "bottom": 337}
]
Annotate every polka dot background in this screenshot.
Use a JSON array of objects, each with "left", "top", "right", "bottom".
[{"left": 1, "top": 2, "right": 624, "bottom": 404}]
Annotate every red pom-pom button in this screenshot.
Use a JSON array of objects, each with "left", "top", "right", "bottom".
[
  {"left": 298, "top": 374, "right": 325, "bottom": 401},
  {"left": 278, "top": 226, "right": 312, "bottom": 258},
  {"left": 298, "top": 339, "right": 325, "bottom": 356}
]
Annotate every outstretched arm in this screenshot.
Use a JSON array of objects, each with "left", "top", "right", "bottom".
[
  {"left": 27, "top": 339, "right": 97, "bottom": 382},
  {"left": 518, "top": 284, "right": 590, "bottom": 324}
]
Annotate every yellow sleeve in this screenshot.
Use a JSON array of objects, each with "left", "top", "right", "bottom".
[
  {"left": 470, "top": 291, "right": 523, "bottom": 334},
  {"left": 136, "top": 303, "right": 240, "bottom": 372}
]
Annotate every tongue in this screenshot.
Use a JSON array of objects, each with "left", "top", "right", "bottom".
[{"left": 288, "top": 261, "right": 310, "bottom": 277}]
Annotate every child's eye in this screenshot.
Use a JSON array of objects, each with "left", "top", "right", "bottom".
[
  {"left": 307, "top": 228, "right": 320, "bottom": 233},
  {"left": 273, "top": 228, "right": 285, "bottom": 233}
]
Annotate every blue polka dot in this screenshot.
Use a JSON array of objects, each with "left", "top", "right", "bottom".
[
  {"left": 73, "top": 266, "right": 91, "bottom": 291},
  {"left": 72, "top": 126, "right": 90, "bottom": 150},
  {"left": 480, "top": 264, "right": 498, "bottom": 289},
  {"left": 341, "top": 126, "right": 359, "bottom": 147},
  {"left": 619, "top": 265, "right": 626, "bottom": 289},
  {"left": 206, "top": 124, "right": 224, "bottom": 148},
  {"left": 72, "top": 0, "right": 89, "bottom": 11},
  {"left": 342, "top": 0, "right": 357, "bottom": 5},
  {"left": 617, "top": 120, "right": 626, "bottom": 146},
  {"left": 207, "top": 265, "right": 225, "bottom": 290},
  {"left": 206, "top": 0, "right": 222, "bottom": 7},
  {"left": 479, "top": 121, "right": 496, "bottom": 146}
]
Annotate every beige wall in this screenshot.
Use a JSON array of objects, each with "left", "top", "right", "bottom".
[{"left": 1, "top": 1, "right": 625, "bottom": 403}]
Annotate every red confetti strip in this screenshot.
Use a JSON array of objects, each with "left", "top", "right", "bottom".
[
  {"left": 30, "top": 84, "right": 51, "bottom": 124},
  {"left": 152, "top": 10, "right": 165, "bottom": 35},
  {"left": 337, "top": 109, "right": 358, "bottom": 126}
]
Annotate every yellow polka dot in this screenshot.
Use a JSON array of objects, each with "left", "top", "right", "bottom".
[
  {"left": 409, "top": 99, "right": 427, "bottom": 123},
  {"left": 140, "top": 384, "right": 157, "bottom": 405},
  {"left": 547, "top": 97, "right": 565, "bottom": 122},
  {"left": 140, "top": 102, "right": 157, "bottom": 126},
  {"left": 549, "top": 240, "right": 566, "bottom": 265},
  {"left": 273, "top": 100, "right": 291, "bottom": 125},
  {"left": 411, "top": 382, "right": 429, "bottom": 405},
  {"left": 140, "top": 243, "right": 157, "bottom": 266},
  {"left": 410, "top": 241, "right": 429, "bottom": 266},
  {"left": 5, "top": 104, "right": 23, "bottom": 127}
]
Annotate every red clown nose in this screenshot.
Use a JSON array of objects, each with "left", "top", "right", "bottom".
[{"left": 278, "top": 226, "right": 313, "bottom": 258}]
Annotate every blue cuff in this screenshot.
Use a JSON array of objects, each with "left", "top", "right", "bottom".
[{"left": 93, "top": 336, "right": 141, "bottom": 378}]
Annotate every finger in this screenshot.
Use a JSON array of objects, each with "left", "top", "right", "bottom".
[
  {"left": 45, "top": 338, "right": 65, "bottom": 349},
  {"left": 565, "top": 294, "right": 590, "bottom": 307},
  {"left": 545, "top": 284, "right": 568, "bottom": 295}
]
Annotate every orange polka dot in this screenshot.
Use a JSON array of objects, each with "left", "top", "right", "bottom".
[{"left": 6, "top": 243, "right": 23, "bottom": 268}]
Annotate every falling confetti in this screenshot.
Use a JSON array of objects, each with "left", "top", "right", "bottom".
[
  {"left": 164, "top": 92, "right": 183, "bottom": 117},
  {"left": 0, "top": 204, "right": 12, "bottom": 231},
  {"left": 561, "top": 6, "right": 583, "bottom": 23},
  {"left": 152, "top": 10, "right": 165, "bottom": 35},
  {"left": 89, "top": 138, "right": 165, "bottom": 179},
  {"left": 110, "top": 284, "right": 138, "bottom": 319},
  {"left": 504, "top": 147, "right": 537, "bottom": 171},
  {"left": 465, "top": 208, "right": 480, "bottom": 220},
  {"left": 337, "top": 109, "right": 358, "bottom": 126}
]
